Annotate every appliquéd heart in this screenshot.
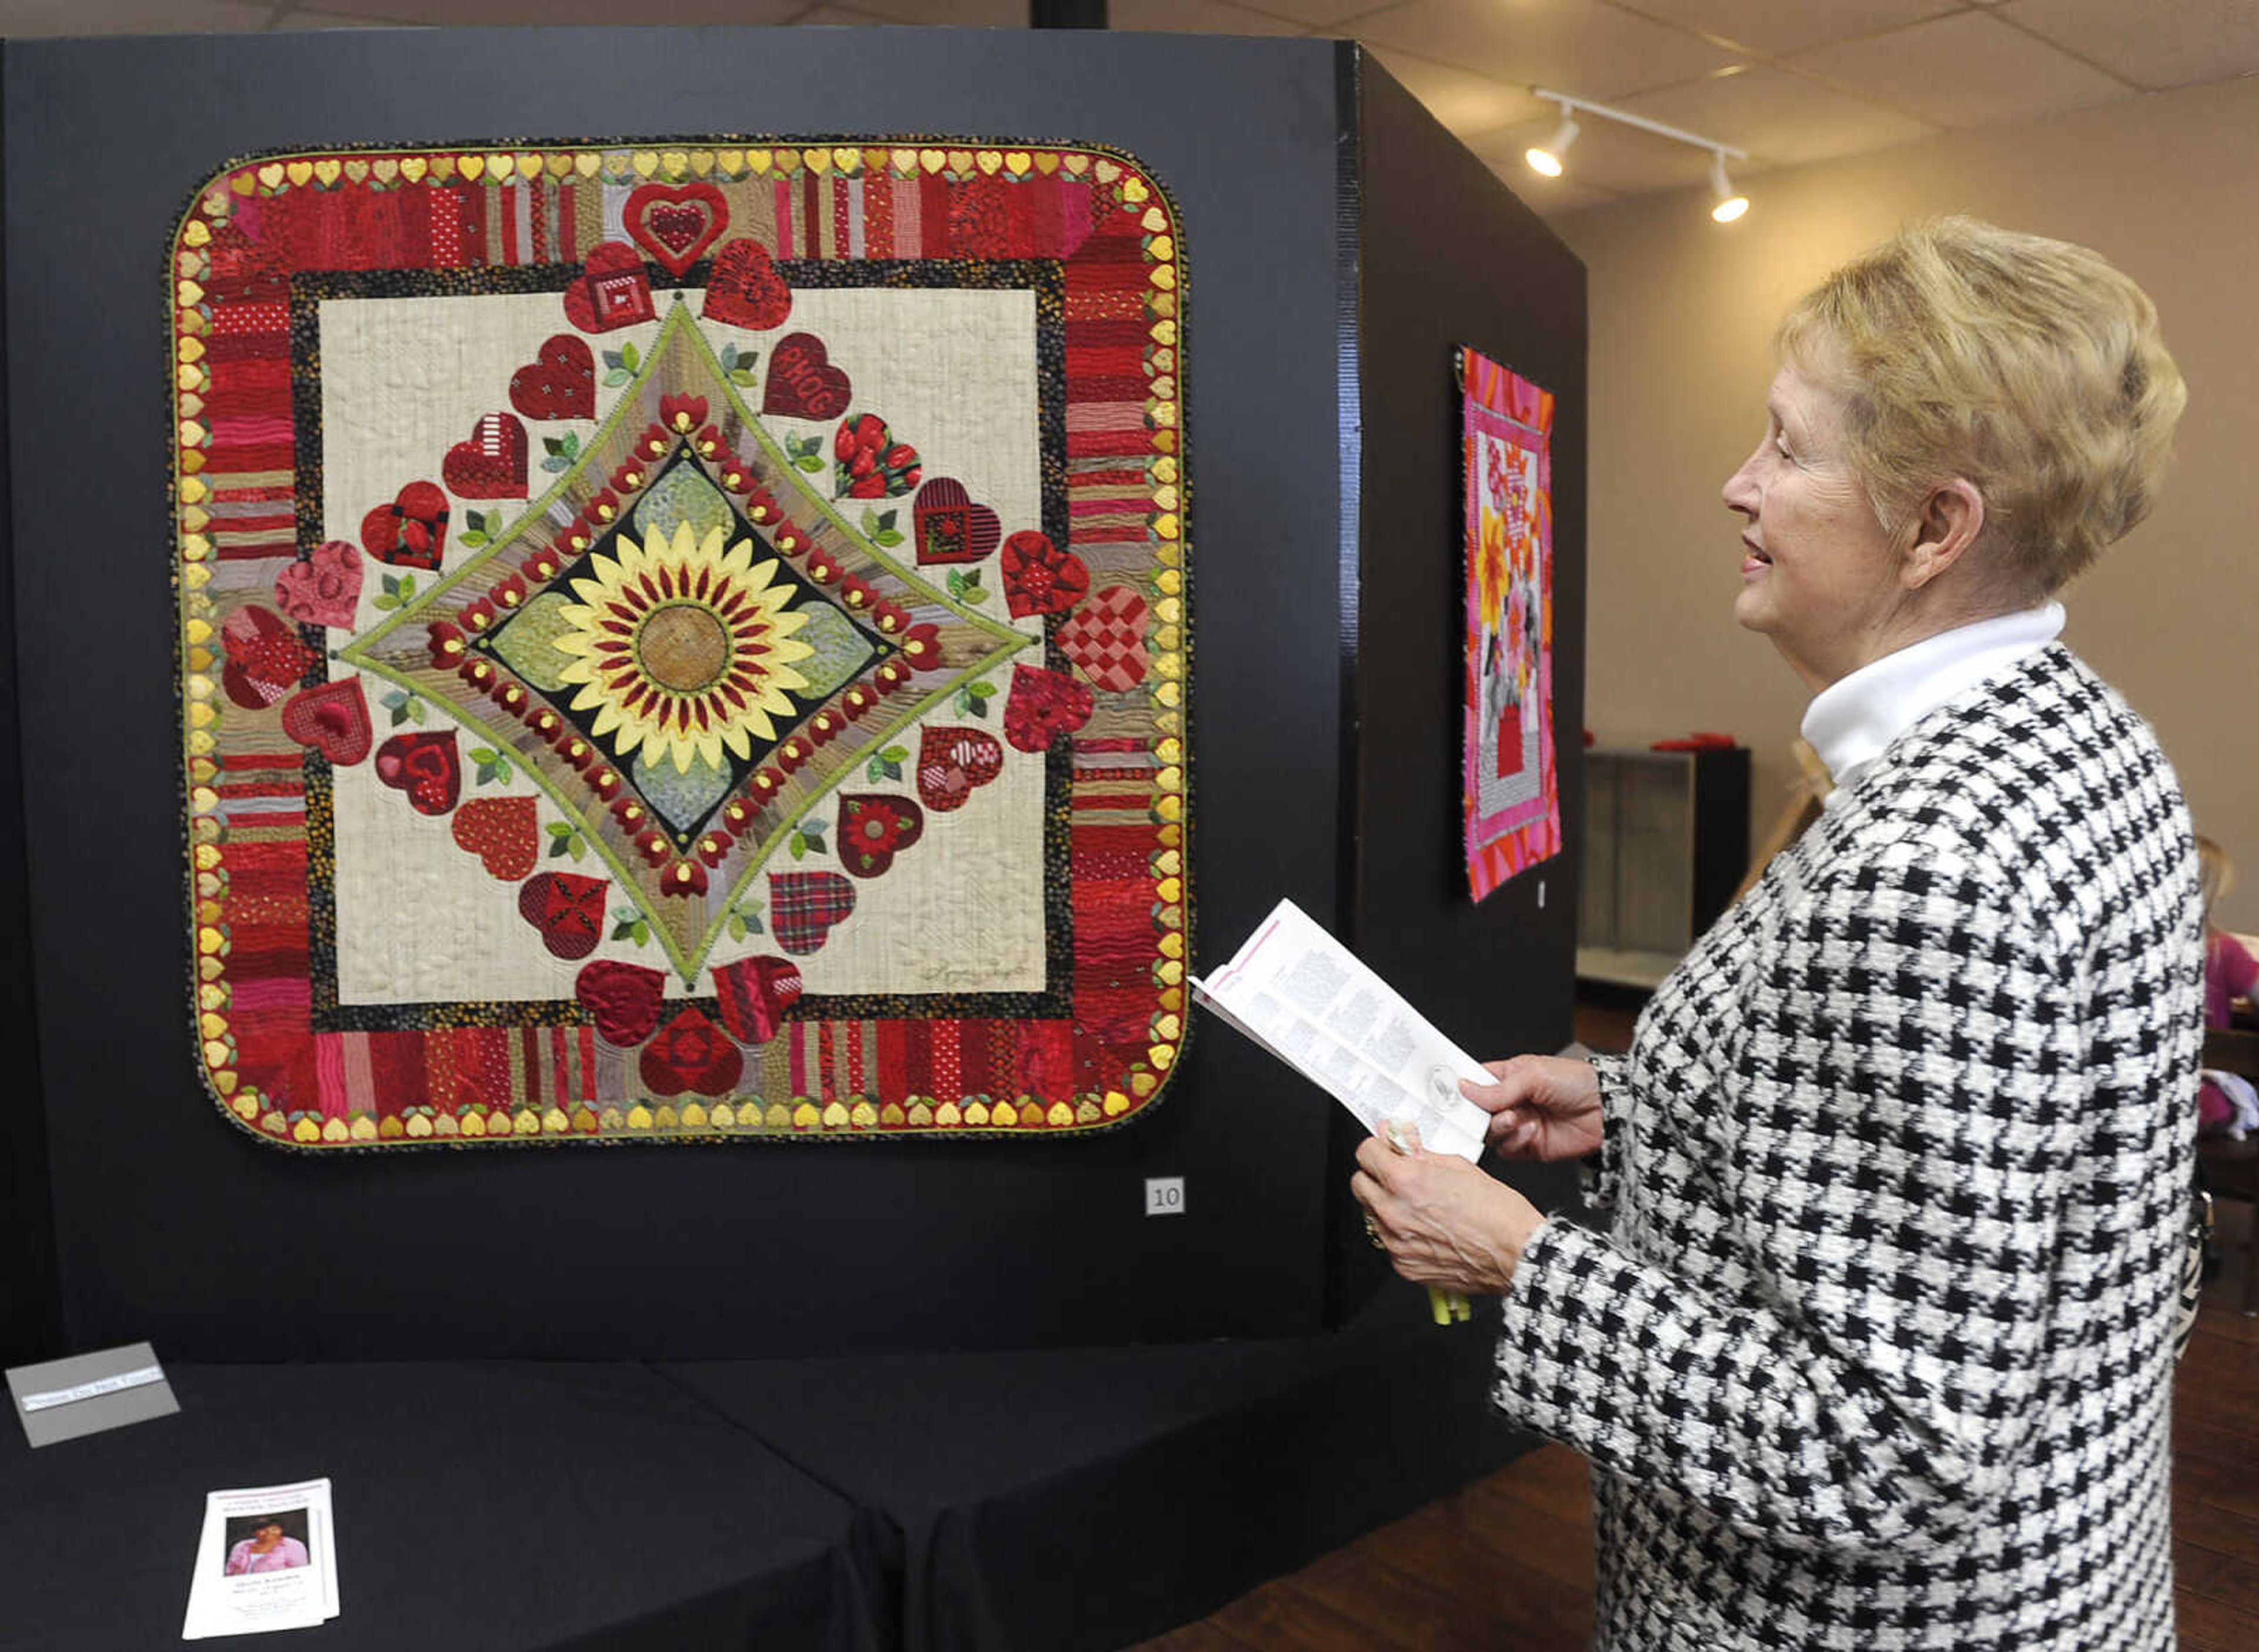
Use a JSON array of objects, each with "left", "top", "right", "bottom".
[
  {"left": 361, "top": 480, "right": 448, "bottom": 570},
  {"left": 564, "top": 241, "right": 655, "bottom": 334},
  {"left": 837, "top": 794, "right": 925, "bottom": 878},
  {"left": 518, "top": 871, "right": 608, "bottom": 961},
  {"left": 761, "top": 332, "right": 851, "bottom": 420},
  {"left": 638, "top": 1007, "right": 744, "bottom": 1097},
  {"left": 999, "top": 531, "right": 1090, "bottom": 618},
  {"left": 915, "top": 725, "right": 1005, "bottom": 813},
  {"left": 701, "top": 237, "right": 792, "bottom": 331},
  {"left": 272, "top": 539, "right": 364, "bottom": 630},
  {"left": 911, "top": 478, "right": 1000, "bottom": 565},
  {"left": 450, "top": 796, "right": 539, "bottom": 881},
  {"left": 712, "top": 955, "right": 804, "bottom": 1045},
  {"left": 576, "top": 960, "right": 667, "bottom": 1047},
  {"left": 835, "top": 413, "right": 921, "bottom": 499},
  {"left": 374, "top": 730, "right": 462, "bottom": 816},
  {"left": 1058, "top": 585, "right": 1152, "bottom": 692},
  {"left": 625, "top": 182, "right": 728, "bottom": 278},
  {"left": 219, "top": 605, "right": 318, "bottom": 709},
  {"left": 279, "top": 678, "right": 372, "bottom": 765},
  {"left": 441, "top": 413, "right": 529, "bottom": 499},
  {"left": 509, "top": 335, "right": 596, "bottom": 421},
  {"left": 1003, "top": 664, "right": 1094, "bottom": 754},
  {"left": 769, "top": 871, "right": 856, "bottom": 956}
]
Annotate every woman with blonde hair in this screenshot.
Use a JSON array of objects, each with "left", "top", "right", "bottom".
[{"left": 1355, "top": 218, "right": 2200, "bottom": 1651}]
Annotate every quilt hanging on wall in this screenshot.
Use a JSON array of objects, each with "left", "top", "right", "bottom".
[
  {"left": 1457, "top": 345, "right": 1559, "bottom": 902},
  {"left": 174, "top": 141, "right": 1190, "bottom": 1148}
]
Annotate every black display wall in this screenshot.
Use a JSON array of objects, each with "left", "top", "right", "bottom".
[
  {"left": 3, "top": 28, "right": 1583, "bottom": 1363},
  {"left": 1328, "top": 56, "right": 1589, "bottom": 1307}
]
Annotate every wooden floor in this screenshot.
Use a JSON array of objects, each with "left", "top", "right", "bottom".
[{"left": 1131, "top": 990, "right": 2259, "bottom": 1650}]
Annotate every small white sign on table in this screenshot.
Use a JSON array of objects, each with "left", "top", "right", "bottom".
[{"left": 6, "top": 1341, "right": 180, "bottom": 1448}]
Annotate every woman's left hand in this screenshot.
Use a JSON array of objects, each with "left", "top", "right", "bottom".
[{"left": 1351, "top": 1132, "right": 1546, "bottom": 1296}]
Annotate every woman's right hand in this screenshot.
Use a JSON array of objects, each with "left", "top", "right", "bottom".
[{"left": 1460, "top": 1055, "right": 1604, "bottom": 1163}]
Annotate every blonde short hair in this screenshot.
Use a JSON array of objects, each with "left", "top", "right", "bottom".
[{"left": 1777, "top": 217, "right": 2185, "bottom": 599}]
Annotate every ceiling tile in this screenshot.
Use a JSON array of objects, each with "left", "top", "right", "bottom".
[
  {"left": 1238, "top": 0, "right": 1394, "bottom": 24},
  {"left": 1109, "top": 0, "right": 1308, "bottom": 34},
  {"left": 1484, "top": 158, "right": 1622, "bottom": 215},
  {"left": 0, "top": 0, "right": 274, "bottom": 30},
  {"left": 831, "top": 0, "right": 1032, "bottom": 22},
  {"left": 1354, "top": 0, "right": 1741, "bottom": 99},
  {"left": 1614, "top": 64, "right": 1937, "bottom": 166},
  {"left": 264, "top": 0, "right": 812, "bottom": 21},
  {"left": 275, "top": 12, "right": 419, "bottom": 28},
  {"left": 1994, "top": 0, "right": 2259, "bottom": 90},
  {"left": 1791, "top": 9, "right": 2132, "bottom": 128},
  {"left": 1468, "top": 105, "right": 1720, "bottom": 191},
  {"left": 1605, "top": 0, "right": 1961, "bottom": 58},
  {"left": 1362, "top": 42, "right": 1550, "bottom": 134}
]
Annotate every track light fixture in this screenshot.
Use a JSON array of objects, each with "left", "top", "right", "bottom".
[
  {"left": 1524, "top": 88, "right": 1751, "bottom": 224},
  {"left": 1709, "top": 151, "right": 1749, "bottom": 223},
  {"left": 1524, "top": 114, "right": 1580, "bottom": 178}
]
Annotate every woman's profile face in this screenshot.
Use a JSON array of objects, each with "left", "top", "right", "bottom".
[{"left": 1721, "top": 364, "right": 1908, "bottom": 690}]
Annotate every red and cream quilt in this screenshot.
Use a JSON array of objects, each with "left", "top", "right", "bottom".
[{"left": 174, "top": 141, "right": 1189, "bottom": 1147}]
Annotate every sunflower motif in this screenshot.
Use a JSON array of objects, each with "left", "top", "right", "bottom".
[{"left": 552, "top": 521, "right": 816, "bottom": 773}]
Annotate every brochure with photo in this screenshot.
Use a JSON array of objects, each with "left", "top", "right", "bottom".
[{"left": 180, "top": 1478, "right": 340, "bottom": 1640}]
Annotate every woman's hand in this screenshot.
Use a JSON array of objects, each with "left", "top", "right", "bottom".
[
  {"left": 1461, "top": 1054, "right": 1603, "bottom": 1163},
  {"left": 1351, "top": 1133, "right": 1545, "bottom": 1296}
]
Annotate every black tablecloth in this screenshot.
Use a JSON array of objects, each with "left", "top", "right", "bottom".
[
  {"left": 1, "top": 1362, "right": 886, "bottom": 1652},
  {"left": 657, "top": 1287, "right": 1523, "bottom": 1652}
]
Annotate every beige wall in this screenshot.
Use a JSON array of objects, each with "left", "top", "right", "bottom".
[{"left": 1552, "top": 76, "right": 2259, "bottom": 931}]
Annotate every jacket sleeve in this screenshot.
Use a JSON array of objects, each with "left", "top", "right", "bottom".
[
  {"left": 1494, "top": 848, "right": 2094, "bottom": 1557},
  {"left": 1575, "top": 1051, "right": 1629, "bottom": 1211}
]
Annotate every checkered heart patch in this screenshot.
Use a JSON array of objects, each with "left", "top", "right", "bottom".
[{"left": 1057, "top": 585, "right": 1151, "bottom": 693}]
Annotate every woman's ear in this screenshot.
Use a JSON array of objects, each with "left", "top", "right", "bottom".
[{"left": 1901, "top": 478, "right": 1985, "bottom": 591}]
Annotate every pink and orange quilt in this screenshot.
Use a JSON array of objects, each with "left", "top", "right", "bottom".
[
  {"left": 175, "top": 141, "right": 1189, "bottom": 1147},
  {"left": 1458, "top": 345, "right": 1559, "bottom": 901}
]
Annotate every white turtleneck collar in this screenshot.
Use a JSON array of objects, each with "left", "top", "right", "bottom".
[{"left": 1802, "top": 601, "right": 2065, "bottom": 800}]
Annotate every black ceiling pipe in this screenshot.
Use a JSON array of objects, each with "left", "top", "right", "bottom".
[{"left": 1030, "top": 0, "right": 1108, "bottom": 27}]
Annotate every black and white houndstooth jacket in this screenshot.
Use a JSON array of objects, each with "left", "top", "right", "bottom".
[{"left": 1495, "top": 645, "right": 2204, "bottom": 1651}]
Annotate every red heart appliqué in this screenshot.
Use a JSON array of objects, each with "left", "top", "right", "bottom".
[
  {"left": 1002, "top": 664, "right": 1094, "bottom": 754},
  {"left": 219, "top": 605, "right": 319, "bottom": 710},
  {"left": 576, "top": 959, "right": 667, "bottom": 1047},
  {"left": 837, "top": 794, "right": 926, "bottom": 879},
  {"left": 768, "top": 871, "right": 857, "bottom": 957},
  {"left": 272, "top": 539, "right": 364, "bottom": 630},
  {"left": 450, "top": 795, "right": 539, "bottom": 881},
  {"left": 625, "top": 182, "right": 728, "bottom": 278},
  {"left": 914, "top": 725, "right": 1005, "bottom": 814},
  {"left": 509, "top": 335, "right": 596, "bottom": 421},
  {"left": 834, "top": 412, "right": 920, "bottom": 500},
  {"left": 441, "top": 413, "right": 529, "bottom": 500},
  {"left": 911, "top": 478, "right": 1001, "bottom": 565},
  {"left": 701, "top": 238, "right": 792, "bottom": 331},
  {"left": 563, "top": 242, "right": 655, "bottom": 335},
  {"left": 999, "top": 531, "right": 1091, "bottom": 619},
  {"left": 517, "top": 871, "right": 609, "bottom": 961},
  {"left": 639, "top": 1007, "right": 744, "bottom": 1097},
  {"left": 762, "top": 332, "right": 852, "bottom": 421},
  {"left": 712, "top": 955, "right": 804, "bottom": 1045},
  {"left": 361, "top": 480, "right": 449, "bottom": 570},
  {"left": 279, "top": 679, "right": 373, "bottom": 766},
  {"left": 374, "top": 730, "right": 462, "bottom": 817}
]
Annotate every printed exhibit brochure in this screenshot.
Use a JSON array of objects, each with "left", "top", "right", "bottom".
[
  {"left": 180, "top": 1478, "right": 339, "bottom": 1640},
  {"left": 1191, "top": 898, "right": 1495, "bottom": 1163}
]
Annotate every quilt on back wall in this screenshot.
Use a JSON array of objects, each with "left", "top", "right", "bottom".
[
  {"left": 1458, "top": 345, "right": 1559, "bottom": 902},
  {"left": 175, "top": 141, "right": 1190, "bottom": 1148}
]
